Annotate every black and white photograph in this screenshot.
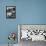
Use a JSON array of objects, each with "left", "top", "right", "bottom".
[
  {"left": 6, "top": 6, "right": 16, "bottom": 19},
  {"left": 18, "top": 24, "right": 46, "bottom": 46}
]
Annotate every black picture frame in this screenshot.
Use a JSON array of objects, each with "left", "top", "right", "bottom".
[{"left": 6, "top": 6, "right": 16, "bottom": 19}]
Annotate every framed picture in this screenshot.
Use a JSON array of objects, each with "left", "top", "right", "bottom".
[
  {"left": 18, "top": 24, "right": 46, "bottom": 41},
  {"left": 6, "top": 6, "right": 16, "bottom": 19}
]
